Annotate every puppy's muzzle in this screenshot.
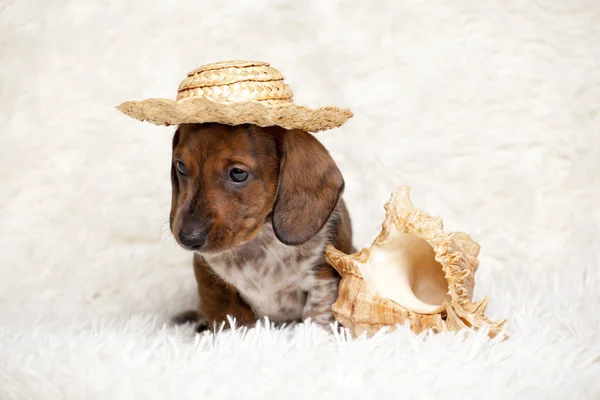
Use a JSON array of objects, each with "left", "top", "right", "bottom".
[{"left": 177, "top": 221, "right": 210, "bottom": 251}]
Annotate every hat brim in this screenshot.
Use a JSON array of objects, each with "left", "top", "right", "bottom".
[{"left": 115, "top": 96, "right": 353, "bottom": 133}]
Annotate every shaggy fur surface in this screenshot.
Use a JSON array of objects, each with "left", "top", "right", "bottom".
[{"left": 1, "top": 0, "right": 599, "bottom": 398}]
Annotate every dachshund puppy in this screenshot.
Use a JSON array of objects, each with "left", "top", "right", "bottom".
[{"left": 170, "top": 122, "right": 353, "bottom": 331}]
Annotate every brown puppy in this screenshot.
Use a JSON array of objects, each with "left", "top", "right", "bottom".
[{"left": 170, "top": 122, "right": 353, "bottom": 331}]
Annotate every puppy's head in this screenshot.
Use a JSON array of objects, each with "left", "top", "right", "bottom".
[{"left": 169, "top": 122, "right": 344, "bottom": 253}]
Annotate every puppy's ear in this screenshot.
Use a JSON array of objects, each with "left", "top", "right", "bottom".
[
  {"left": 172, "top": 127, "right": 181, "bottom": 150},
  {"left": 169, "top": 128, "right": 182, "bottom": 229},
  {"left": 170, "top": 128, "right": 181, "bottom": 192},
  {"left": 272, "top": 129, "right": 344, "bottom": 246}
]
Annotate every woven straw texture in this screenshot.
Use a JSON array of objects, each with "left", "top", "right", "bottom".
[{"left": 116, "top": 60, "right": 353, "bottom": 132}]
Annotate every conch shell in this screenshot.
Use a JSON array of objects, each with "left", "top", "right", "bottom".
[{"left": 326, "top": 186, "right": 507, "bottom": 339}]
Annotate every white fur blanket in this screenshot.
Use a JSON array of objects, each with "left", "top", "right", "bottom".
[{"left": 1, "top": 0, "right": 599, "bottom": 398}]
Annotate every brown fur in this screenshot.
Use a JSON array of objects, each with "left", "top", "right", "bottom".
[{"left": 169, "top": 123, "right": 353, "bottom": 331}]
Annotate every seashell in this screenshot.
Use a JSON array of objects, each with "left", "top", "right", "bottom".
[{"left": 326, "top": 185, "right": 508, "bottom": 339}]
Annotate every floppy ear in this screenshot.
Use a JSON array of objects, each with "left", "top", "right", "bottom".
[
  {"left": 272, "top": 129, "right": 345, "bottom": 246},
  {"left": 169, "top": 128, "right": 182, "bottom": 229},
  {"left": 170, "top": 127, "right": 181, "bottom": 194}
]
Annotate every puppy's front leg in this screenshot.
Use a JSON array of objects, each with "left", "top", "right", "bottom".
[
  {"left": 194, "top": 254, "right": 257, "bottom": 330},
  {"left": 302, "top": 263, "right": 340, "bottom": 329}
]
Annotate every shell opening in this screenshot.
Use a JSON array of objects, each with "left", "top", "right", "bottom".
[{"left": 360, "top": 225, "right": 450, "bottom": 314}]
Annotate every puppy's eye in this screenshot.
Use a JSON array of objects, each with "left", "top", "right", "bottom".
[
  {"left": 229, "top": 168, "right": 248, "bottom": 183},
  {"left": 175, "top": 160, "right": 187, "bottom": 175}
]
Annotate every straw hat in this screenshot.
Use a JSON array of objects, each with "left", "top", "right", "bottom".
[{"left": 116, "top": 60, "right": 353, "bottom": 133}]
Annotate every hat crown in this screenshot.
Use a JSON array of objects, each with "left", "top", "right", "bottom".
[
  {"left": 176, "top": 60, "right": 294, "bottom": 105},
  {"left": 116, "top": 59, "right": 353, "bottom": 132}
]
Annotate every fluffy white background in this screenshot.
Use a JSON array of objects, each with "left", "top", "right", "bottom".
[{"left": 1, "top": 0, "right": 599, "bottom": 398}]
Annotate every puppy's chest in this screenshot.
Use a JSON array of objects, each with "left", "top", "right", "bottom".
[{"left": 207, "top": 239, "right": 322, "bottom": 322}]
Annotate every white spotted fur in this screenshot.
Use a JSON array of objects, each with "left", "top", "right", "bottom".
[{"left": 200, "top": 212, "right": 339, "bottom": 324}]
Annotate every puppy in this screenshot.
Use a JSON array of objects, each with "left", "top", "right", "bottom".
[{"left": 169, "top": 122, "right": 353, "bottom": 331}]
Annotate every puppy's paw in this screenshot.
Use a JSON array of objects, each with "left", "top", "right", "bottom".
[
  {"left": 195, "top": 320, "right": 210, "bottom": 333},
  {"left": 171, "top": 309, "right": 213, "bottom": 334},
  {"left": 171, "top": 309, "right": 199, "bottom": 326}
]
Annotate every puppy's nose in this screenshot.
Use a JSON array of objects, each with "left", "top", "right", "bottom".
[{"left": 178, "top": 229, "right": 207, "bottom": 250}]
